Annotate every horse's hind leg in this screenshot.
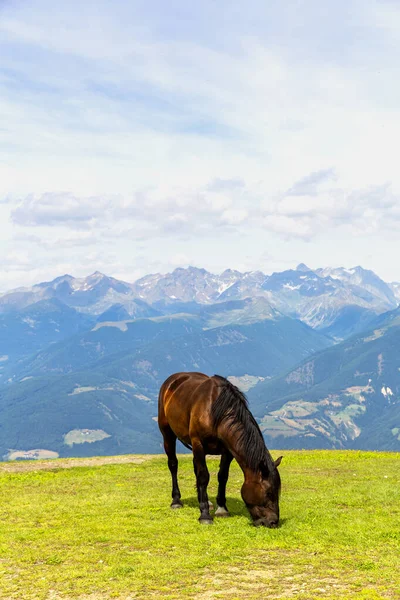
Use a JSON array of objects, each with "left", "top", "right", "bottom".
[
  {"left": 193, "top": 457, "right": 213, "bottom": 511},
  {"left": 161, "top": 426, "right": 183, "bottom": 509},
  {"left": 192, "top": 439, "right": 213, "bottom": 525},
  {"left": 215, "top": 450, "right": 233, "bottom": 517}
]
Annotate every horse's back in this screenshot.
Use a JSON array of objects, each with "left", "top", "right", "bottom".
[{"left": 158, "top": 372, "right": 219, "bottom": 442}]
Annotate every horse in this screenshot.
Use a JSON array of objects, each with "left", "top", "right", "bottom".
[{"left": 158, "top": 372, "right": 282, "bottom": 527}]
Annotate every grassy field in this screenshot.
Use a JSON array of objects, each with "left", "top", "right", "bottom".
[{"left": 0, "top": 451, "right": 399, "bottom": 600}]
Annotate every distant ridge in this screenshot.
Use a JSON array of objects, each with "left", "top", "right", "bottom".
[
  {"left": 1, "top": 265, "right": 398, "bottom": 340},
  {"left": 248, "top": 305, "right": 400, "bottom": 452}
]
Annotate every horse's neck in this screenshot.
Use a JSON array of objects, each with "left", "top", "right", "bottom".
[
  {"left": 238, "top": 452, "right": 263, "bottom": 479},
  {"left": 220, "top": 429, "right": 264, "bottom": 481}
]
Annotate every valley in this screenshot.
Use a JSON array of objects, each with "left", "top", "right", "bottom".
[{"left": 0, "top": 263, "right": 399, "bottom": 458}]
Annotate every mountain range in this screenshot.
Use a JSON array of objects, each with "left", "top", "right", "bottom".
[
  {"left": 0, "top": 264, "right": 399, "bottom": 459},
  {"left": 249, "top": 306, "right": 400, "bottom": 451}
]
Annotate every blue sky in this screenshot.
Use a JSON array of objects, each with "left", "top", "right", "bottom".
[{"left": 2, "top": 0, "right": 400, "bottom": 290}]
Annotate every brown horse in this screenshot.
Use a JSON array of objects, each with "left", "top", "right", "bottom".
[{"left": 158, "top": 372, "right": 282, "bottom": 527}]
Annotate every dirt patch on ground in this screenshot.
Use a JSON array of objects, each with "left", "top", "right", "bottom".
[
  {"left": 0, "top": 454, "right": 155, "bottom": 473},
  {"left": 46, "top": 595, "right": 139, "bottom": 600},
  {"left": 192, "top": 551, "right": 373, "bottom": 600}
]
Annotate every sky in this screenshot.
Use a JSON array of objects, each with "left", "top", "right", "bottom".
[{"left": 2, "top": 0, "right": 400, "bottom": 291}]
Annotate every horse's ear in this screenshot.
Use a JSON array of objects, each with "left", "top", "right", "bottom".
[{"left": 274, "top": 456, "right": 283, "bottom": 468}]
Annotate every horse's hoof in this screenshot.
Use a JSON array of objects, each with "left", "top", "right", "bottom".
[
  {"left": 199, "top": 517, "right": 213, "bottom": 525},
  {"left": 171, "top": 502, "right": 183, "bottom": 509},
  {"left": 208, "top": 500, "right": 214, "bottom": 510},
  {"left": 215, "top": 506, "right": 230, "bottom": 517}
]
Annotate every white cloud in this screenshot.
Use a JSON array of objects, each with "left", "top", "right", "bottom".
[
  {"left": 168, "top": 253, "right": 191, "bottom": 267},
  {"left": 287, "top": 170, "right": 337, "bottom": 197},
  {"left": 221, "top": 209, "right": 248, "bottom": 225},
  {"left": 9, "top": 184, "right": 251, "bottom": 238},
  {"left": 2, "top": 0, "right": 400, "bottom": 288},
  {"left": 261, "top": 214, "right": 314, "bottom": 240},
  {"left": 8, "top": 176, "right": 400, "bottom": 246},
  {"left": 11, "top": 193, "right": 117, "bottom": 227}
]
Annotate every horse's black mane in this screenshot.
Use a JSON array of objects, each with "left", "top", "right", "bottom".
[{"left": 211, "top": 375, "right": 275, "bottom": 475}]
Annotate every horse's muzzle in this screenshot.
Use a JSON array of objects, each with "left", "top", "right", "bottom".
[{"left": 253, "top": 517, "right": 279, "bottom": 528}]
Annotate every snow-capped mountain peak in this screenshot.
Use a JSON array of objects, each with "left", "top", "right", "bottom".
[
  {"left": 1, "top": 265, "right": 398, "bottom": 338},
  {"left": 295, "top": 263, "right": 312, "bottom": 272}
]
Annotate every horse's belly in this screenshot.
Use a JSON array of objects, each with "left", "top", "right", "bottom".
[{"left": 202, "top": 437, "right": 225, "bottom": 455}]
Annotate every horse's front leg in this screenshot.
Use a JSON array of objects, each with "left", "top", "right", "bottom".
[
  {"left": 192, "top": 439, "right": 213, "bottom": 525},
  {"left": 216, "top": 450, "right": 233, "bottom": 517}
]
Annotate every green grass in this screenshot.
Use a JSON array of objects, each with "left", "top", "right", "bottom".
[{"left": 0, "top": 451, "right": 399, "bottom": 599}]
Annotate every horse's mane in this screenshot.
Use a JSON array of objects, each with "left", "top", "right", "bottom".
[{"left": 211, "top": 375, "right": 275, "bottom": 475}]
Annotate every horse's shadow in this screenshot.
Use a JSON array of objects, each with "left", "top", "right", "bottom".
[
  {"left": 184, "top": 495, "right": 246, "bottom": 515},
  {"left": 181, "top": 496, "right": 289, "bottom": 527}
]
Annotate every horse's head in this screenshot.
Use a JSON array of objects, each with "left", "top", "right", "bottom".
[{"left": 241, "top": 455, "right": 282, "bottom": 528}]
